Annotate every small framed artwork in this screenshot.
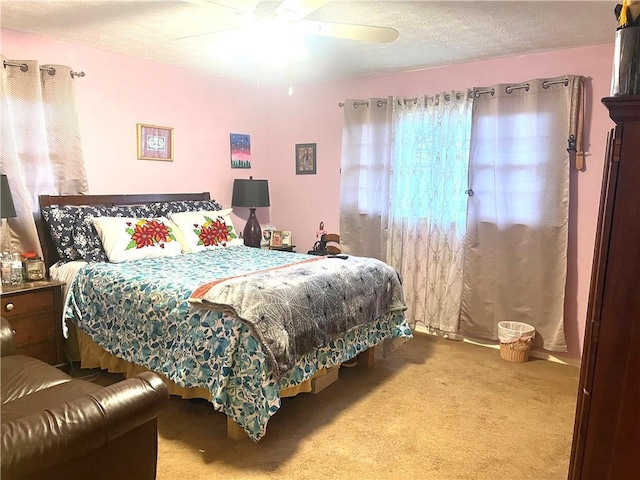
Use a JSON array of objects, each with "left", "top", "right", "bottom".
[
  {"left": 137, "top": 124, "right": 174, "bottom": 161},
  {"left": 281, "top": 230, "right": 292, "bottom": 246},
  {"left": 270, "top": 230, "right": 283, "bottom": 247},
  {"left": 261, "top": 225, "right": 276, "bottom": 247},
  {"left": 295, "top": 143, "right": 316, "bottom": 175},
  {"left": 230, "top": 133, "right": 251, "bottom": 169}
]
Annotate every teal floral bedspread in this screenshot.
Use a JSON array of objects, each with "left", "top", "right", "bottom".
[{"left": 65, "top": 247, "right": 413, "bottom": 441}]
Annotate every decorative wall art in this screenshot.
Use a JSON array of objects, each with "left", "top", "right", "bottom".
[
  {"left": 137, "top": 124, "right": 174, "bottom": 161},
  {"left": 295, "top": 143, "right": 316, "bottom": 174},
  {"left": 230, "top": 133, "right": 251, "bottom": 169}
]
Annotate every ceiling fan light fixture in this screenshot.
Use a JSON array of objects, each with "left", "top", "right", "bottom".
[{"left": 244, "top": 19, "right": 309, "bottom": 65}]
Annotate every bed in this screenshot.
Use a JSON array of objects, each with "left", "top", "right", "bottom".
[{"left": 37, "top": 192, "right": 412, "bottom": 441}]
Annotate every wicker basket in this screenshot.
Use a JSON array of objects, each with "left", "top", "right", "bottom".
[{"left": 499, "top": 339, "right": 532, "bottom": 363}]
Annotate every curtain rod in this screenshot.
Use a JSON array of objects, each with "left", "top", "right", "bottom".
[
  {"left": 338, "top": 100, "right": 387, "bottom": 108},
  {"left": 2, "top": 60, "right": 86, "bottom": 78},
  {"left": 339, "top": 77, "right": 572, "bottom": 106},
  {"left": 338, "top": 91, "right": 472, "bottom": 108},
  {"left": 475, "top": 78, "right": 570, "bottom": 97},
  {"left": 396, "top": 91, "right": 472, "bottom": 106}
]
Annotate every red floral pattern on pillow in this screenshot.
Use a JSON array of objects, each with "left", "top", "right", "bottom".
[
  {"left": 195, "top": 215, "right": 237, "bottom": 247},
  {"left": 126, "top": 219, "right": 177, "bottom": 250}
]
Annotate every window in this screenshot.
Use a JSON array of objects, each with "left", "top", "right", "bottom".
[
  {"left": 471, "top": 112, "right": 552, "bottom": 227},
  {"left": 390, "top": 102, "right": 471, "bottom": 229}
]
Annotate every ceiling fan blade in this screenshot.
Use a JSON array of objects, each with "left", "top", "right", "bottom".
[
  {"left": 175, "top": 13, "right": 254, "bottom": 41},
  {"left": 275, "top": 0, "right": 328, "bottom": 22},
  {"left": 298, "top": 20, "right": 399, "bottom": 43},
  {"left": 183, "top": 0, "right": 261, "bottom": 15},
  {"left": 175, "top": 26, "right": 244, "bottom": 41}
]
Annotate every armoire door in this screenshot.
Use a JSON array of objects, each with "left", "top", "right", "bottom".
[{"left": 568, "top": 96, "right": 640, "bottom": 479}]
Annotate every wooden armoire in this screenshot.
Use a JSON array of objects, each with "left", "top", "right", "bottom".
[{"left": 568, "top": 96, "right": 640, "bottom": 479}]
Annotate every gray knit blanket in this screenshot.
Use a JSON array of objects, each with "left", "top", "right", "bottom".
[{"left": 189, "top": 255, "right": 406, "bottom": 379}]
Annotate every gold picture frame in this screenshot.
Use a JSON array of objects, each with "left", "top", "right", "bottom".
[
  {"left": 137, "top": 123, "right": 174, "bottom": 161},
  {"left": 281, "top": 230, "right": 292, "bottom": 246}
]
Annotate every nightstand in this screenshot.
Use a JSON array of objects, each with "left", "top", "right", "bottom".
[
  {"left": 1, "top": 279, "right": 65, "bottom": 366},
  {"left": 268, "top": 245, "right": 296, "bottom": 252}
]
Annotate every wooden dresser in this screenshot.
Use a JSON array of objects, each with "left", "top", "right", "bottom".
[
  {"left": 1, "top": 279, "right": 65, "bottom": 366},
  {"left": 568, "top": 96, "right": 640, "bottom": 479}
]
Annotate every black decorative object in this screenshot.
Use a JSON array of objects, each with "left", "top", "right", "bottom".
[
  {"left": 232, "top": 177, "right": 270, "bottom": 248},
  {"left": 615, "top": 1, "right": 640, "bottom": 28},
  {"left": 1, "top": 175, "right": 16, "bottom": 219},
  {"left": 612, "top": 27, "right": 640, "bottom": 95},
  {"left": 612, "top": 2, "right": 640, "bottom": 95}
]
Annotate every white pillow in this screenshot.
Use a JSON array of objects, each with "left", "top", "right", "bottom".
[
  {"left": 169, "top": 208, "right": 243, "bottom": 252},
  {"left": 92, "top": 216, "right": 182, "bottom": 263}
]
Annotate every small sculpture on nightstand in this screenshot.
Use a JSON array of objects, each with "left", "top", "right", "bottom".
[
  {"left": 310, "top": 221, "right": 327, "bottom": 254},
  {"left": 314, "top": 236, "right": 327, "bottom": 253},
  {"left": 316, "top": 221, "right": 327, "bottom": 240}
]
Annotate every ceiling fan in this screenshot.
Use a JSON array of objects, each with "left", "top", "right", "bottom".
[{"left": 177, "top": 0, "right": 399, "bottom": 43}]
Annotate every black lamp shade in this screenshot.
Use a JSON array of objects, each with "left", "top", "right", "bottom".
[
  {"left": 1, "top": 175, "right": 17, "bottom": 219},
  {"left": 231, "top": 178, "right": 270, "bottom": 248},
  {"left": 231, "top": 179, "right": 270, "bottom": 208}
]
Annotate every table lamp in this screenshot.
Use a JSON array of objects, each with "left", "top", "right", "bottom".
[
  {"left": 1, "top": 174, "right": 17, "bottom": 257},
  {"left": 231, "top": 177, "right": 270, "bottom": 248},
  {"left": 1, "top": 175, "right": 16, "bottom": 220}
]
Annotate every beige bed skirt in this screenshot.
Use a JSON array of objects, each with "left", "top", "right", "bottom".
[{"left": 70, "top": 323, "right": 321, "bottom": 399}]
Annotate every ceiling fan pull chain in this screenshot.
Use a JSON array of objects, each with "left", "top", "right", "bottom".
[{"left": 288, "top": 59, "right": 294, "bottom": 96}]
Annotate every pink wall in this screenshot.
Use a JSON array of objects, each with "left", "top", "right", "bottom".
[
  {"left": 1, "top": 28, "right": 272, "bottom": 229},
  {"left": 2, "top": 27, "right": 615, "bottom": 358},
  {"left": 263, "top": 44, "right": 615, "bottom": 360}
]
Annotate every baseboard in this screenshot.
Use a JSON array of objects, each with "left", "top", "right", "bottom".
[{"left": 414, "top": 324, "right": 581, "bottom": 368}]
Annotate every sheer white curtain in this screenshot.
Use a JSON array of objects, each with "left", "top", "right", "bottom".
[
  {"left": 459, "top": 76, "right": 583, "bottom": 352},
  {"left": 339, "top": 93, "right": 472, "bottom": 332},
  {"left": 387, "top": 92, "right": 473, "bottom": 334},
  {"left": 1, "top": 58, "right": 88, "bottom": 256},
  {"left": 339, "top": 98, "right": 393, "bottom": 260}
]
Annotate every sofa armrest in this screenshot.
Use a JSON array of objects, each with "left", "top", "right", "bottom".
[
  {"left": 1, "top": 371, "right": 169, "bottom": 479},
  {"left": 0, "top": 317, "right": 17, "bottom": 357}
]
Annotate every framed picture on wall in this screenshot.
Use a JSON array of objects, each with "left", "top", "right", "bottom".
[
  {"left": 137, "top": 124, "right": 174, "bottom": 161},
  {"left": 295, "top": 143, "right": 316, "bottom": 175},
  {"left": 230, "top": 133, "right": 252, "bottom": 169}
]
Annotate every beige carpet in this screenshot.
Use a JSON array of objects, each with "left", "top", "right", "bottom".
[{"left": 112, "top": 332, "right": 575, "bottom": 480}]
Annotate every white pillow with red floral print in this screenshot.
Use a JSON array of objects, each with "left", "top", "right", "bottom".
[
  {"left": 92, "top": 216, "right": 182, "bottom": 263},
  {"left": 168, "top": 209, "right": 243, "bottom": 252}
]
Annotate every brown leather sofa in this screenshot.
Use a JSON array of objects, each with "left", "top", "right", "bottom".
[{"left": 1, "top": 317, "right": 170, "bottom": 480}]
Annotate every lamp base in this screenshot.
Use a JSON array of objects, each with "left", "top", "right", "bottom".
[{"left": 243, "top": 208, "right": 262, "bottom": 248}]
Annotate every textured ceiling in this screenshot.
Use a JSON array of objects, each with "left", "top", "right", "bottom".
[{"left": 1, "top": 1, "right": 619, "bottom": 86}]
